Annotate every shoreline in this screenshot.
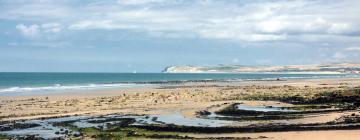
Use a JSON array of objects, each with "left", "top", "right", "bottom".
[
  {"left": 2, "top": 77, "right": 360, "bottom": 97},
  {"left": 1, "top": 77, "right": 359, "bottom": 120},
  {"left": 0, "top": 73, "right": 356, "bottom": 96},
  {"left": 1, "top": 77, "right": 360, "bottom": 139}
]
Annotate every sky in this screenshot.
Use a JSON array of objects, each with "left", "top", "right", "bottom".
[{"left": 0, "top": 0, "right": 360, "bottom": 72}]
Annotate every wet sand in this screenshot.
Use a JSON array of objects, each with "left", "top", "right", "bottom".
[{"left": 192, "top": 129, "right": 360, "bottom": 140}]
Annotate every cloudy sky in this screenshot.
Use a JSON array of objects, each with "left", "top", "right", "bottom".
[{"left": 1, "top": 0, "right": 360, "bottom": 72}]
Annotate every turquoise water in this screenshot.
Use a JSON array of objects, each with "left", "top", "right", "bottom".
[{"left": 0, "top": 72, "right": 354, "bottom": 94}]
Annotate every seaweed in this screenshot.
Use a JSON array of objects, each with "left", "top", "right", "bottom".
[
  {"left": 87, "top": 118, "right": 135, "bottom": 125},
  {"left": 0, "top": 123, "right": 40, "bottom": 132},
  {"left": 211, "top": 114, "right": 302, "bottom": 121},
  {"left": 131, "top": 122, "right": 360, "bottom": 133},
  {"left": 78, "top": 126, "right": 194, "bottom": 139},
  {"left": 215, "top": 103, "right": 346, "bottom": 117},
  {"left": 0, "top": 134, "right": 10, "bottom": 140},
  {"left": 281, "top": 88, "right": 360, "bottom": 105},
  {"left": 52, "top": 120, "right": 80, "bottom": 131}
]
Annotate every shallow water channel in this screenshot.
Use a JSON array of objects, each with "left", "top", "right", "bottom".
[{"left": 0, "top": 104, "right": 299, "bottom": 139}]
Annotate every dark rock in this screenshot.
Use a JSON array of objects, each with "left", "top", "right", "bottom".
[
  {"left": 64, "top": 130, "right": 69, "bottom": 134},
  {"left": 152, "top": 117, "right": 158, "bottom": 121},
  {"left": 0, "top": 126, "right": 12, "bottom": 131},
  {"left": 12, "top": 123, "right": 40, "bottom": 130},
  {"left": 126, "top": 130, "right": 137, "bottom": 136},
  {"left": 73, "top": 132, "right": 82, "bottom": 137},
  {"left": 198, "top": 110, "right": 211, "bottom": 116},
  {"left": 24, "top": 135, "right": 36, "bottom": 140}
]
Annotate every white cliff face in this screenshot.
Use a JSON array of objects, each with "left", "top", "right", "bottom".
[
  {"left": 162, "top": 63, "right": 360, "bottom": 74},
  {"left": 163, "top": 66, "right": 205, "bottom": 73}
]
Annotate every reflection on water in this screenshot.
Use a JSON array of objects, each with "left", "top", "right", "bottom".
[
  {"left": 0, "top": 112, "right": 233, "bottom": 139},
  {"left": 236, "top": 104, "right": 298, "bottom": 112},
  {"left": 147, "top": 112, "right": 231, "bottom": 127},
  {"left": 0, "top": 116, "right": 89, "bottom": 139}
]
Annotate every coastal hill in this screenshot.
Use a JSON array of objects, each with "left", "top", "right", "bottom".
[{"left": 163, "top": 63, "right": 360, "bottom": 74}]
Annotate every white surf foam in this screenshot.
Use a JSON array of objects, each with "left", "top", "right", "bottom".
[{"left": 0, "top": 83, "right": 143, "bottom": 94}]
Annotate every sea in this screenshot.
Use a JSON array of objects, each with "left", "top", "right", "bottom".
[{"left": 0, "top": 72, "right": 357, "bottom": 95}]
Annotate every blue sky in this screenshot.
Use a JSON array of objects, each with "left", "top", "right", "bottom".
[{"left": 1, "top": 0, "right": 360, "bottom": 72}]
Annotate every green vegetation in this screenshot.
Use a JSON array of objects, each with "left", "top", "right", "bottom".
[
  {"left": 78, "top": 126, "right": 192, "bottom": 139},
  {"left": 53, "top": 120, "right": 80, "bottom": 131},
  {"left": 87, "top": 118, "right": 135, "bottom": 124},
  {"left": 215, "top": 88, "right": 360, "bottom": 120},
  {"left": 0, "top": 134, "right": 10, "bottom": 140},
  {"left": 51, "top": 118, "right": 193, "bottom": 139},
  {"left": 239, "top": 88, "right": 360, "bottom": 105}
]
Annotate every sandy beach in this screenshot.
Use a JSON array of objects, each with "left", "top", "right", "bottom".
[
  {"left": 1, "top": 78, "right": 360, "bottom": 139},
  {"left": 1, "top": 78, "right": 359, "bottom": 120},
  {"left": 2, "top": 0, "right": 360, "bottom": 139}
]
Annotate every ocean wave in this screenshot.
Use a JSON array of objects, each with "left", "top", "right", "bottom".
[
  {"left": 0, "top": 83, "right": 142, "bottom": 94},
  {"left": 0, "top": 74, "right": 356, "bottom": 94}
]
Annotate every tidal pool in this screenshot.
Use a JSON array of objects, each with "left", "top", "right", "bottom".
[
  {"left": 0, "top": 112, "right": 234, "bottom": 139},
  {"left": 0, "top": 116, "right": 88, "bottom": 139},
  {"left": 236, "top": 104, "right": 298, "bottom": 112},
  {"left": 146, "top": 112, "right": 232, "bottom": 127}
]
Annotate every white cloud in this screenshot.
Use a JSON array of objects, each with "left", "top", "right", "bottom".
[
  {"left": 255, "top": 17, "right": 352, "bottom": 35},
  {"left": 303, "top": 18, "right": 352, "bottom": 34},
  {"left": 345, "top": 47, "right": 360, "bottom": 51},
  {"left": 16, "top": 23, "right": 62, "bottom": 39},
  {"left": 68, "top": 20, "right": 138, "bottom": 30},
  {"left": 41, "top": 23, "right": 61, "bottom": 33},
  {"left": 5, "top": 0, "right": 360, "bottom": 42},
  {"left": 117, "top": 0, "right": 166, "bottom": 5},
  {"left": 256, "top": 19, "right": 289, "bottom": 33},
  {"left": 70, "top": 0, "right": 359, "bottom": 42},
  {"left": 197, "top": 28, "right": 287, "bottom": 41},
  {"left": 0, "top": 1, "right": 71, "bottom": 20},
  {"left": 16, "top": 24, "right": 40, "bottom": 38}
]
